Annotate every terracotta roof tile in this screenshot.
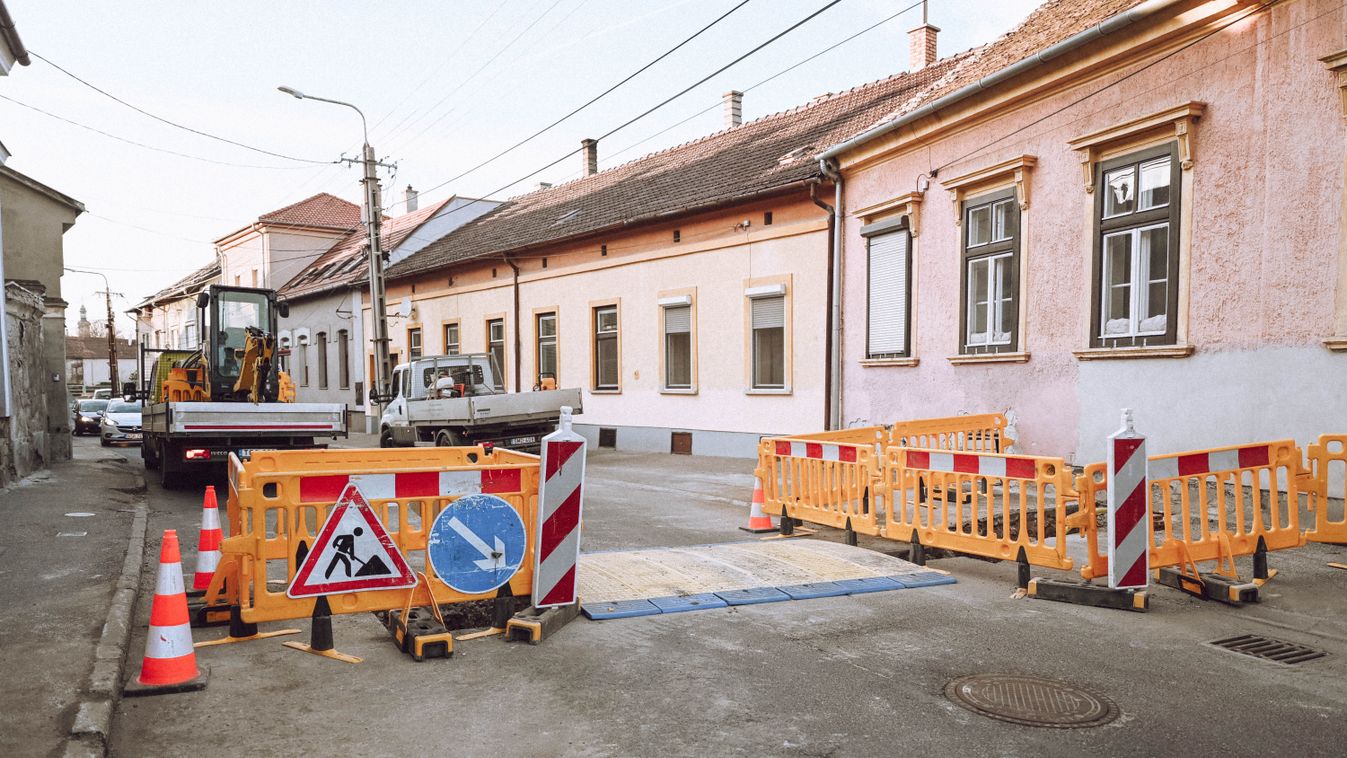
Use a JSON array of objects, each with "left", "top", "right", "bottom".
[
  {"left": 258, "top": 191, "right": 362, "bottom": 230},
  {"left": 66, "top": 335, "right": 138, "bottom": 360},
  {"left": 132, "top": 260, "right": 219, "bottom": 309},
  {"left": 388, "top": 52, "right": 974, "bottom": 279}
]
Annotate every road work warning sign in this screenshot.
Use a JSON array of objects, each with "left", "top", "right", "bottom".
[{"left": 287, "top": 483, "right": 416, "bottom": 598}]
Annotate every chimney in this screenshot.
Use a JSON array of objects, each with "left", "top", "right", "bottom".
[
  {"left": 907, "top": 1, "right": 939, "bottom": 71},
  {"left": 536, "top": 182, "right": 553, "bottom": 192},
  {"left": 404, "top": 185, "right": 419, "bottom": 214},
  {"left": 722, "top": 90, "right": 743, "bottom": 128},
  {"left": 581, "top": 138, "right": 598, "bottom": 177}
]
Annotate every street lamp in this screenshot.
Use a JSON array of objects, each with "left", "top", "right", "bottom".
[
  {"left": 278, "top": 84, "right": 393, "bottom": 421},
  {"left": 64, "top": 267, "right": 123, "bottom": 395}
]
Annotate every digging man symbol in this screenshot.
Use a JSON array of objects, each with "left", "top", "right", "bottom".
[{"left": 323, "top": 526, "right": 392, "bottom": 579}]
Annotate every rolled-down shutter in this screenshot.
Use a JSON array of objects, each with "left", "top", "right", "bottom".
[
  {"left": 664, "top": 305, "right": 691, "bottom": 334},
  {"left": 751, "top": 296, "right": 785, "bottom": 330},
  {"left": 867, "top": 230, "right": 909, "bottom": 356}
]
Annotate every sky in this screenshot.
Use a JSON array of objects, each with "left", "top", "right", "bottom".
[{"left": 1, "top": 0, "right": 1042, "bottom": 335}]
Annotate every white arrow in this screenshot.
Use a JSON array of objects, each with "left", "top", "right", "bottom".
[{"left": 448, "top": 516, "right": 506, "bottom": 571}]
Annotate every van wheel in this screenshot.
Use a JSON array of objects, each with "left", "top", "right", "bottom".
[
  {"left": 143, "top": 442, "right": 160, "bottom": 470},
  {"left": 434, "top": 430, "right": 461, "bottom": 447},
  {"left": 379, "top": 429, "right": 395, "bottom": 448},
  {"left": 159, "top": 443, "right": 178, "bottom": 489}
]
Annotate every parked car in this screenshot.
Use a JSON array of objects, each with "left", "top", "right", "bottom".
[
  {"left": 92, "top": 388, "right": 113, "bottom": 400},
  {"left": 99, "top": 399, "right": 143, "bottom": 446},
  {"left": 73, "top": 399, "right": 109, "bottom": 436}
]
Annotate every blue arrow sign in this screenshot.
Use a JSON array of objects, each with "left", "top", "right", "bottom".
[{"left": 427, "top": 494, "right": 527, "bottom": 595}]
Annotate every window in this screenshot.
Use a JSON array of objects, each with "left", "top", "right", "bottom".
[
  {"left": 1092, "top": 145, "right": 1180, "bottom": 346},
  {"left": 864, "top": 222, "right": 912, "bottom": 358},
  {"left": 278, "top": 337, "right": 290, "bottom": 374},
  {"left": 316, "top": 332, "right": 328, "bottom": 389},
  {"left": 593, "top": 306, "right": 619, "bottom": 390},
  {"left": 298, "top": 340, "right": 309, "bottom": 387},
  {"left": 408, "top": 328, "right": 423, "bottom": 360},
  {"left": 487, "top": 319, "right": 505, "bottom": 390},
  {"left": 663, "top": 303, "right": 692, "bottom": 390},
  {"left": 750, "top": 294, "right": 785, "bottom": 389},
  {"left": 961, "top": 188, "right": 1020, "bottom": 353},
  {"left": 234, "top": 275, "right": 241, "bottom": 286},
  {"left": 337, "top": 330, "right": 350, "bottom": 389},
  {"left": 536, "top": 312, "right": 557, "bottom": 383},
  {"left": 443, "top": 322, "right": 460, "bottom": 355},
  {"left": 251, "top": 269, "right": 258, "bottom": 287}
]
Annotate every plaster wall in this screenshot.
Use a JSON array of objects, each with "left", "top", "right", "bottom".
[
  {"left": 0, "top": 172, "right": 77, "bottom": 299},
  {"left": 838, "top": 0, "right": 1347, "bottom": 461}
]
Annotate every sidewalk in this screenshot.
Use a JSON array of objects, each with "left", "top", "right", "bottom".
[{"left": 0, "top": 440, "right": 146, "bottom": 757}]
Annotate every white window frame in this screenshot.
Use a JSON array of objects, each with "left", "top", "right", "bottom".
[
  {"left": 1100, "top": 222, "right": 1170, "bottom": 339},
  {"left": 965, "top": 252, "right": 1014, "bottom": 348}
]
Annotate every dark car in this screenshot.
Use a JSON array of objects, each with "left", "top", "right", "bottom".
[{"left": 73, "top": 399, "right": 108, "bottom": 436}]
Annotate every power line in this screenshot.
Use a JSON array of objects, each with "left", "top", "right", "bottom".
[
  {"left": 30, "top": 50, "right": 335, "bottom": 165},
  {"left": 0, "top": 94, "right": 316, "bottom": 170},
  {"left": 405, "top": 0, "right": 850, "bottom": 209}
]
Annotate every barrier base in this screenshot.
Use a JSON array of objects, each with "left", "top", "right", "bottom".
[
  {"left": 759, "top": 527, "right": 817, "bottom": 541},
  {"left": 1027, "top": 578, "right": 1149, "bottom": 612},
  {"left": 123, "top": 666, "right": 210, "bottom": 697},
  {"left": 383, "top": 607, "right": 454, "bottom": 662},
  {"left": 186, "top": 599, "right": 232, "bottom": 628},
  {"left": 194, "top": 628, "right": 301, "bottom": 648},
  {"left": 282, "top": 641, "right": 363, "bottom": 664},
  {"left": 1157, "top": 568, "right": 1258, "bottom": 605},
  {"left": 506, "top": 602, "right": 581, "bottom": 645}
]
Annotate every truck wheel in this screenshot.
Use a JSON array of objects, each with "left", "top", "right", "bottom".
[
  {"left": 379, "top": 429, "right": 395, "bottom": 448},
  {"left": 143, "top": 442, "right": 160, "bottom": 471},
  {"left": 159, "top": 443, "right": 178, "bottom": 489},
  {"left": 434, "top": 430, "right": 461, "bottom": 447}
]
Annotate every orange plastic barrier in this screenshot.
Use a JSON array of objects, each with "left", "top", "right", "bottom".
[
  {"left": 757, "top": 438, "right": 878, "bottom": 534},
  {"left": 879, "top": 447, "right": 1078, "bottom": 569},
  {"left": 207, "top": 446, "right": 540, "bottom": 624},
  {"left": 1077, "top": 439, "right": 1306, "bottom": 581},
  {"left": 786, "top": 426, "right": 887, "bottom": 447},
  {"left": 888, "top": 413, "right": 1012, "bottom": 453},
  {"left": 1300, "top": 434, "right": 1347, "bottom": 545}
]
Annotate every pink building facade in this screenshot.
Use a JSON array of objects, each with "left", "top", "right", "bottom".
[{"left": 826, "top": 0, "right": 1347, "bottom": 462}]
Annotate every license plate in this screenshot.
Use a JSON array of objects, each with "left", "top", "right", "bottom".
[
  {"left": 236, "top": 448, "right": 273, "bottom": 460},
  {"left": 126, "top": 433, "right": 142, "bottom": 440},
  {"left": 509, "top": 436, "right": 538, "bottom": 446}
]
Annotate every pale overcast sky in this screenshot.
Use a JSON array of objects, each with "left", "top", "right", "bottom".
[{"left": 1, "top": 0, "right": 1042, "bottom": 332}]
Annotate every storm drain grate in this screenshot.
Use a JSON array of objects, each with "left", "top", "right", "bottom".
[
  {"left": 945, "top": 674, "right": 1119, "bottom": 728},
  {"left": 1209, "top": 634, "right": 1327, "bottom": 664}
]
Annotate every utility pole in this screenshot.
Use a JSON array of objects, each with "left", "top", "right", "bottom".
[
  {"left": 278, "top": 85, "right": 396, "bottom": 417},
  {"left": 65, "top": 267, "right": 122, "bottom": 395}
]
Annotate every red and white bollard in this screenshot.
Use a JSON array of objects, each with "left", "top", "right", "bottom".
[
  {"left": 532, "top": 406, "right": 586, "bottom": 608},
  {"left": 1107, "top": 409, "right": 1149, "bottom": 590}
]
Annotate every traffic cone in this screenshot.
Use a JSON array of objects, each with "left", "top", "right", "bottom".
[
  {"left": 125, "top": 530, "right": 208, "bottom": 696},
  {"left": 739, "top": 475, "right": 776, "bottom": 533},
  {"left": 193, "top": 486, "right": 222, "bottom": 592}
]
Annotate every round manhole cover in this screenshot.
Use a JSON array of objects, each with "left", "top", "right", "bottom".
[{"left": 945, "top": 674, "right": 1119, "bottom": 728}]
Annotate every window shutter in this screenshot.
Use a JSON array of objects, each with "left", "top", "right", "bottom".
[
  {"left": 867, "top": 230, "right": 909, "bottom": 355},
  {"left": 751, "top": 296, "right": 785, "bottom": 330},
  {"left": 664, "top": 305, "right": 691, "bottom": 334}
]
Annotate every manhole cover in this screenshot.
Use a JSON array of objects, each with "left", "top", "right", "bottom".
[{"left": 945, "top": 674, "right": 1119, "bottom": 728}]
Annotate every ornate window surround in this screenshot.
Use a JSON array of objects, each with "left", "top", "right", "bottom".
[
  {"left": 940, "top": 155, "right": 1036, "bottom": 226},
  {"left": 1067, "top": 102, "right": 1204, "bottom": 194}
]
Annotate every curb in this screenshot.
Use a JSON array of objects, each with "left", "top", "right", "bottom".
[{"left": 64, "top": 469, "right": 149, "bottom": 758}]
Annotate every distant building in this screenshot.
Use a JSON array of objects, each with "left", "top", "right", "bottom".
[{"left": 65, "top": 310, "right": 138, "bottom": 392}]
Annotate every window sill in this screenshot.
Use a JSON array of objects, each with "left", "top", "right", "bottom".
[
  {"left": 589, "top": 388, "right": 622, "bottom": 395},
  {"left": 745, "top": 388, "right": 792, "bottom": 396},
  {"left": 860, "top": 357, "right": 919, "bottom": 367},
  {"left": 1324, "top": 336, "right": 1347, "bottom": 352},
  {"left": 947, "top": 351, "right": 1030, "bottom": 365},
  {"left": 1073, "top": 344, "right": 1194, "bottom": 360},
  {"left": 660, "top": 388, "right": 698, "bottom": 395}
]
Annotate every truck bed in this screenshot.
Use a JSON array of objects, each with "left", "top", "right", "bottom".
[
  {"left": 144, "top": 402, "right": 347, "bottom": 436},
  {"left": 406, "top": 388, "right": 581, "bottom": 427}
]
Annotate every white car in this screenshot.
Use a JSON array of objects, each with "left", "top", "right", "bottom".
[{"left": 99, "top": 399, "right": 143, "bottom": 446}]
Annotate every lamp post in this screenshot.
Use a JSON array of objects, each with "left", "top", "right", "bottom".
[
  {"left": 64, "top": 267, "right": 122, "bottom": 395},
  {"left": 278, "top": 85, "right": 394, "bottom": 419}
]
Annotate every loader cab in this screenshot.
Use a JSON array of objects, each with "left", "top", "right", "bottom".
[{"left": 196, "top": 285, "right": 287, "bottom": 400}]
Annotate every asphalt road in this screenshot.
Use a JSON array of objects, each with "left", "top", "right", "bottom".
[{"left": 100, "top": 440, "right": 1347, "bottom": 757}]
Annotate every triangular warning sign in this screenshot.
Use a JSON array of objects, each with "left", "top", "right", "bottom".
[{"left": 287, "top": 483, "right": 416, "bottom": 598}]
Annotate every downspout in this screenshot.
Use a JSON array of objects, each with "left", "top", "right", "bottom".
[
  {"left": 504, "top": 254, "right": 521, "bottom": 392},
  {"left": 809, "top": 181, "right": 835, "bottom": 431},
  {"left": 818, "top": 158, "right": 844, "bottom": 431}
]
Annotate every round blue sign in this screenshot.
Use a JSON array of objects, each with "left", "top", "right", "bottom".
[{"left": 427, "top": 493, "right": 527, "bottom": 594}]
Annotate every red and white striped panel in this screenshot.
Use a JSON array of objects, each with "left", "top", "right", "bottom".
[
  {"left": 533, "top": 426, "right": 586, "bottom": 608},
  {"left": 298, "top": 469, "right": 522, "bottom": 503},
  {"left": 903, "top": 449, "right": 1039, "bottom": 479},
  {"left": 1107, "top": 432, "right": 1149, "bottom": 589},
  {"left": 1148, "top": 444, "right": 1272, "bottom": 480},
  {"left": 774, "top": 440, "right": 858, "bottom": 463}
]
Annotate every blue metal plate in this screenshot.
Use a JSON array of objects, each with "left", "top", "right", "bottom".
[
  {"left": 897, "top": 571, "right": 957, "bottom": 588},
  {"left": 649, "top": 593, "right": 729, "bottom": 613},
  {"left": 715, "top": 586, "right": 792, "bottom": 606},
  {"left": 778, "top": 581, "right": 851, "bottom": 600},
  {"left": 581, "top": 599, "right": 662, "bottom": 620},
  {"left": 835, "top": 576, "right": 907, "bottom": 594}
]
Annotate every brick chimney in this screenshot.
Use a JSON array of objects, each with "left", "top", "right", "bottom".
[
  {"left": 908, "top": 22, "right": 939, "bottom": 70},
  {"left": 404, "top": 185, "right": 418, "bottom": 214},
  {"left": 581, "top": 138, "right": 598, "bottom": 177},
  {"left": 723, "top": 90, "right": 743, "bottom": 128}
]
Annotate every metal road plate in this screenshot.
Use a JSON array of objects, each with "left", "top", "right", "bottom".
[{"left": 577, "top": 540, "right": 950, "bottom": 618}]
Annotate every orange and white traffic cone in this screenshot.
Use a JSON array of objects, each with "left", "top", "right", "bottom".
[
  {"left": 193, "top": 486, "right": 222, "bottom": 592},
  {"left": 125, "top": 530, "right": 208, "bottom": 696},
  {"left": 739, "top": 475, "right": 776, "bottom": 533}
]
